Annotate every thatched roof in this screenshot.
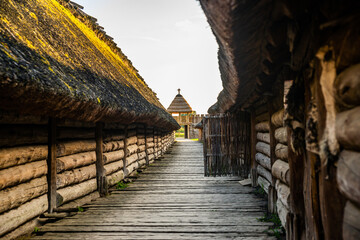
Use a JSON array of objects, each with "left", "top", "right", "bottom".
[
  {"left": 167, "top": 89, "right": 193, "bottom": 113},
  {"left": 0, "top": 0, "right": 179, "bottom": 131},
  {"left": 194, "top": 121, "right": 203, "bottom": 129},
  {"left": 200, "top": 0, "right": 360, "bottom": 113}
]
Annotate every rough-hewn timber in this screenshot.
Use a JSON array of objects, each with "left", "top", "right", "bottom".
[{"left": 32, "top": 140, "right": 274, "bottom": 240}]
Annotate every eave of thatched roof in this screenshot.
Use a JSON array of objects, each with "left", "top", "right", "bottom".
[
  {"left": 200, "top": 0, "right": 360, "bottom": 114},
  {"left": 0, "top": 0, "right": 179, "bottom": 131},
  {"left": 167, "top": 90, "right": 193, "bottom": 113},
  {"left": 194, "top": 121, "right": 203, "bottom": 129}
]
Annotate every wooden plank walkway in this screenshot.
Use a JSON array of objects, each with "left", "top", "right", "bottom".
[{"left": 33, "top": 140, "right": 274, "bottom": 239}]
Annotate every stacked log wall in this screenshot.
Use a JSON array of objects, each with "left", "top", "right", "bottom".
[
  {"left": 334, "top": 64, "right": 360, "bottom": 239},
  {"left": 270, "top": 109, "right": 290, "bottom": 228},
  {"left": 0, "top": 113, "right": 175, "bottom": 239},
  {"left": 253, "top": 104, "right": 272, "bottom": 194},
  {"left": 251, "top": 97, "right": 289, "bottom": 220},
  {"left": 0, "top": 115, "right": 50, "bottom": 238}
]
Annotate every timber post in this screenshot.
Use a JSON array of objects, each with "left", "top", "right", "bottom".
[
  {"left": 47, "top": 117, "right": 57, "bottom": 213},
  {"left": 160, "top": 131, "right": 163, "bottom": 156},
  {"left": 250, "top": 109, "right": 258, "bottom": 187},
  {"left": 303, "top": 70, "right": 322, "bottom": 239},
  {"left": 203, "top": 117, "right": 207, "bottom": 175},
  {"left": 123, "top": 125, "right": 129, "bottom": 176},
  {"left": 285, "top": 79, "right": 306, "bottom": 239},
  {"left": 153, "top": 128, "right": 157, "bottom": 159},
  {"left": 95, "top": 122, "right": 107, "bottom": 196},
  {"left": 268, "top": 100, "right": 277, "bottom": 213},
  {"left": 144, "top": 124, "right": 149, "bottom": 165}
]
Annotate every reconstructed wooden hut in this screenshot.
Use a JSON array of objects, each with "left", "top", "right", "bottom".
[
  {"left": 200, "top": 0, "right": 360, "bottom": 239},
  {"left": 167, "top": 89, "right": 194, "bottom": 138},
  {"left": 0, "top": 0, "right": 179, "bottom": 238}
]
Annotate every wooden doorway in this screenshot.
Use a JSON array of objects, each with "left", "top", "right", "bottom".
[{"left": 184, "top": 125, "right": 189, "bottom": 139}]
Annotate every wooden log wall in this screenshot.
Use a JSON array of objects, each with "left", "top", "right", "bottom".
[
  {"left": 334, "top": 64, "right": 360, "bottom": 239},
  {"left": 270, "top": 109, "right": 290, "bottom": 228},
  {"left": 253, "top": 103, "right": 272, "bottom": 195},
  {"left": 250, "top": 89, "right": 287, "bottom": 217},
  {"left": 0, "top": 112, "right": 175, "bottom": 239}
]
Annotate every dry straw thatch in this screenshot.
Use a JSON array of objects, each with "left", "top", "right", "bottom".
[{"left": 0, "top": 0, "right": 179, "bottom": 131}]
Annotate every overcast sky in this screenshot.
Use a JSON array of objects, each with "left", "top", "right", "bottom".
[{"left": 75, "top": 0, "right": 222, "bottom": 114}]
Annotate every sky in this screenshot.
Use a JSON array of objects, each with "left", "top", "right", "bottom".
[{"left": 75, "top": 0, "right": 222, "bottom": 114}]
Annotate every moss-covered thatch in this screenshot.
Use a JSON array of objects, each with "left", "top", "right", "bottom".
[{"left": 0, "top": 0, "right": 179, "bottom": 131}]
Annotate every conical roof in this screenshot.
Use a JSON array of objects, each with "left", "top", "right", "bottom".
[{"left": 167, "top": 89, "right": 193, "bottom": 113}]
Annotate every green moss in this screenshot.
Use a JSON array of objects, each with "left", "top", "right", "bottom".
[
  {"left": 116, "top": 181, "right": 129, "bottom": 190},
  {"left": 257, "top": 213, "right": 284, "bottom": 239}
]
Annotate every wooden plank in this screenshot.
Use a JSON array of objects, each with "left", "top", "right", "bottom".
[
  {"left": 47, "top": 117, "right": 57, "bottom": 213},
  {"left": 34, "top": 232, "right": 274, "bottom": 240}
]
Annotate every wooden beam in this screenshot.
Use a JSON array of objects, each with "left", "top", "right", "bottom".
[
  {"left": 95, "top": 122, "right": 107, "bottom": 196},
  {"left": 47, "top": 117, "right": 57, "bottom": 213}
]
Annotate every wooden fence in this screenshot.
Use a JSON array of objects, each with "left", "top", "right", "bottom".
[{"left": 203, "top": 112, "right": 251, "bottom": 177}]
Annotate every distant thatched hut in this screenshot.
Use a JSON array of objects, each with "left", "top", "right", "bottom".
[
  {"left": 200, "top": 0, "right": 360, "bottom": 239},
  {"left": 0, "top": 0, "right": 178, "bottom": 238},
  {"left": 167, "top": 89, "right": 194, "bottom": 138}
]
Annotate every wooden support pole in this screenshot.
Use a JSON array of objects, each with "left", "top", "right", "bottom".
[
  {"left": 284, "top": 79, "right": 306, "bottom": 240},
  {"left": 160, "top": 131, "right": 163, "bottom": 156},
  {"left": 268, "top": 100, "right": 277, "bottom": 213},
  {"left": 135, "top": 126, "right": 140, "bottom": 166},
  {"left": 47, "top": 118, "right": 57, "bottom": 213},
  {"left": 303, "top": 69, "right": 322, "bottom": 240},
  {"left": 144, "top": 124, "right": 149, "bottom": 165},
  {"left": 95, "top": 122, "right": 107, "bottom": 196},
  {"left": 123, "top": 126, "right": 129, "bottom": 176},
  {"left": 250, "top": 110, "right": 258, "bottom": 187},
  {"left": 203, "top": 117, "right": 208, "bottom": 176},
  {"left": 153, "top": 128, "right": 157, "bottom": 159}
]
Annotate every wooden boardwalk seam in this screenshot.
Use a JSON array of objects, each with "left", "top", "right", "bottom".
[{"left": 32, "top": 140, "right": 274, "bottom": 239}]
